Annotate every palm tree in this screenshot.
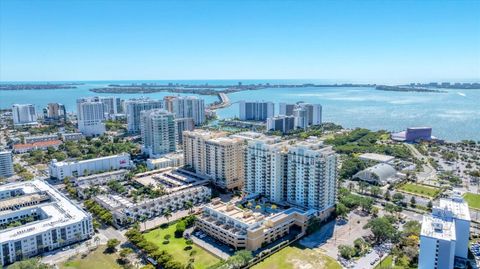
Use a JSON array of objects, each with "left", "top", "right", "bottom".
[
  {"left": 185, "top": 201, "right": 194, "bottom": 214},
  {"left": 163, "top": 209, "right": 172, "bottom": 223}
]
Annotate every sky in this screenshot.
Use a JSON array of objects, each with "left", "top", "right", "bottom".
[{"left": 0, "top": 0, "right": 479, "bottom": 84}]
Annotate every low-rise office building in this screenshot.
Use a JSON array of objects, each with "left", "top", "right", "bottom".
[
  {"left": 0, "top": 180, "right": 93, "bottom": 266},
  {"left": 196, "top": 198, "right": 316, "bottom": 251},
  {"left": 49, "top": 153, "right": 132, "bottom": 180}
]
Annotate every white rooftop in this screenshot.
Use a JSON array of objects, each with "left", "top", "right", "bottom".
[
  {"left": 359, "top": 153, "right": 395, "bottom": 163},
  {"left": 436, "top": 197, "right": 471, "bottom": 221},
  {"left": 0, "top": 180, "right": 90, "bottom": 242},
  {"left": 421, "top": 215, "right": 456, "bottom": 241},
  {"left": 51, "top": 153, "right": 129, "bottom": 167}
]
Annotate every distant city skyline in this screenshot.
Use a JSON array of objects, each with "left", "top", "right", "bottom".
[{"left": 1, "top": 0, "right": 479, "bottom": 84}]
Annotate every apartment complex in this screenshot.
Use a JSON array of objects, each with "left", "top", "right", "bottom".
[
  {"left": 183, "top": 130, "right": 245, "bottom": 190},
  {"left": 43, "top": 103, "right": 66, "bottom": 123},
  {"left": 164, "top": 96, "right": 205, "bottom": 125},
  {"left": 12, "top": 104, "right": 37, "bottom": 126},
  {"left": 24, "top": 134, "right": 59, "bottom": 144},
  {"left": 13, "top": 140, "right": 63, "bottom": 154},
  {"left": 419, "top": 196, "right": 471, "bottom": 269},
  {"left": 96, "top": 186, "right": 211, "bottom": 227},
  {"left": 239, "top": 101, "right": 274, "bottom": 121},
  {"left": 146, "top": 152, "right": 184, "bottom": 170},
  {"left": 245, "top": 137, "right": 337, "bottom": 211},
  {"left": 0, "top": 151, "right": 14, "bottom": 178},
  {"left": 196, "top": 198, "right": 316, "bottom": 251},
  {"left": 0, "top": 180, "right": 93, "bottom": 266},
  {"left": 76, "top": 97, "right": 106, "bottom": 136},
  {"left": 125, "top": 98, "right": 164, "bottom": 132},
  {"left": 99, "top": 96, "right": 121, "bottom": 116},
  {"left": 266, "top": 115, "right": 295, "bottom": 133},
  {"left": 48, "top": 153, "right": 132, "bottom": 180},
  {"left": 140, "top": 109, "right": 177, "bottom": 157},
  {"left": 174, "top": 117, "right": 195, "bottom": 145},
  {"left": 204, "top": 137, "right": 245, "bottom": 190}
]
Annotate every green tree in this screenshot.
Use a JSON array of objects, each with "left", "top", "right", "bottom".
[
  {"left": 336, "top": 202, "right": 349, "bottom": 219},
  {"left": 410, "top": 196, "right": 416, "bottom": 207},
  {"left": 106, "top": 238, "right": 120, "bottom": 252},
  {"left": 338, "top": 245, "right": 356, "bottom": 260},
  {"left": 364, "top": 217, "right": 398, "bottom": 243}
]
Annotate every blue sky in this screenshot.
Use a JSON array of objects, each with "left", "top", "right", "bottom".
[{"left": 1, "top": 0, "right": 479, "bottom": 83}]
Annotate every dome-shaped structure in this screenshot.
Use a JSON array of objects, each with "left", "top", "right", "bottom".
[{"left": 353, "top": 163, "right": 397, "bottom": 185}]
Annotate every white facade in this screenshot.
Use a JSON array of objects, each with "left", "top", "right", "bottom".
[
  {"left": 12, "top": 104, "right": 37, "bottom": 126},
  {"left": 0, "top": 151, "right": 14, "bottom": 178},
  {"left": 24, "top": 134, "right": 59, "bottom": 144},
  {"left": 0, "top": 180, "right": 93, "bottom": 266},
  {"left": 293, "top": 107, "right": 308, "bottom": 129},
  {"left": 170, "top": 96, "right": 205, "bottom": 125},
  {"left": 140, "top": 109, "right": 177, "bottom": 157},
  {"left": 146, "top": 152, "right": 184, "bottom": 170},
  {"left": 61, "top": 133, "right": 84, "bottom": 142},
  {"left": 239, "top": 101, "right": 274, "bottom": 121},
  {"left": 266, "top": 115, "right": 295, "bottom": 133},
  {"left": 103, "top": 186, "right": 211, "bottom": 227},
  {"left": 76, "top": 97, "right": 106, "bottom": 136},
  {"left": 125, "top": 98, "right": 164, "bottom": 132},
  {"left": 419, "top": 196, "right": 471, "bottom": 269},
  {"left": 245, "top": 137, "right": 337, "bottom": 211},
  {"left": 99, "top": 96, "right": 120, "bottom": 116},
  {"left": 49, "top": 153, "right": 131, "bottom": 180}
]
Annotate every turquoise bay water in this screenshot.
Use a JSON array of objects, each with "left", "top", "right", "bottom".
[{"left": 1, "top": 80, "right": 479, "bottom": 142}]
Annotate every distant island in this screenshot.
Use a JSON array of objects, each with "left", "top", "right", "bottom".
[
  {"left": 90, "top": 83, "right": 375, "bottom": 94},
  {"left": 0, "top": 83, "right": 83, "bottom": 91},
  {"left": 375, "top": 85, "right": 447, "bottom": 93},
  {"left": 407, "top": 82, "right": 480, "bottom": 89}
]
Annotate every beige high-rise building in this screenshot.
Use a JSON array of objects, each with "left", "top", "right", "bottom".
[
  {"left": 183, "top": 130, "right": 246, "bottom": 190},
  {"left": 205, "top": 137, "right": 245, "bottom": 190}
]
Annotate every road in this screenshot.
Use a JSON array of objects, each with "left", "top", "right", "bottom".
[{"left": 404, "top": 143, "right": 437, "bottom": 184}]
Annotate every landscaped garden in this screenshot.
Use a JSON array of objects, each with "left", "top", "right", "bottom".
[
  {"left": 60, "top": 246, "right": 122, "bottom": 269},
  {"left": 251, "top": 245, "right": 342, "bottom": 269},
  {"left": 143, "top": 220, "right": 219, "bottom": 269},
  {"left": 397, "top": 183, "right": 440, "bottom": 198},
  {"left": 463, "top": 192, "right": 480, "bottom": 210}
]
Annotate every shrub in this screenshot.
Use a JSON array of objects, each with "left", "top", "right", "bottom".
[{"left": 175, "top": 221, "right": 186, "bottom": 238}]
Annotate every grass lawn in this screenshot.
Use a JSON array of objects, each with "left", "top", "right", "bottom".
[
  {"left": 252, "top": 245, "right": 342, "bottom": 269},
  {"left": 463, "top": 192, "right": 480, "bottom": 210},
  {"left": 60, "top": 246, "right": 122, "bottom": 269},
  {"left": 143, "top": 224, "right": 219, "bottom": 269},
  {"left": 398, "top": 183, "right": 440, "bottom": 198},
  {"left": 374, "top": 255, "right": 416, "bottom": 269}
]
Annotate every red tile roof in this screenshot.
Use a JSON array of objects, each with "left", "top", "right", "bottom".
[{"left": 13, "top": 140, "right": 63, "bottom": 150}]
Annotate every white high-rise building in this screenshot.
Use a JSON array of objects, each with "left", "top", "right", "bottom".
[
  {"left": 266, "top": 115, "right": 295, "bottom": 133},
  {"left": 0, "top": 151, "right": 14, "bottom": 178},
  {"left": 239, "top": 101, "right": 274, "bottom": 121},
  {"left": 12, "top": 104, "right": 37, "bottom": 126},
  {"left": 168, "top": 96, "right": 205, "bottom": 125},
  {"left": 292, "top": 103, "right": 322, "bottom": 129},
  {"left": 245, "top": 137, "right": 337, "bottom": 212},
  {"left": 125, "top": 98, "right": 164, "bottom": 132},
  {"left": 293, "top": 106, "right": 308, "bottom": 130},
  {"left": 418, "top": 196, "right": 471, "bottom": 269},
  {"left": 140, "top": 109, "right": 177, "bottom": 157},
  {"left": 99, "top": 96, "right": 121, "bottom": 116},
  {"left": 76, "top": 97, "right": 106, "bottom": 136},
  {"left": 279, "top": 103, "right": 296, "bottom": 116}
]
